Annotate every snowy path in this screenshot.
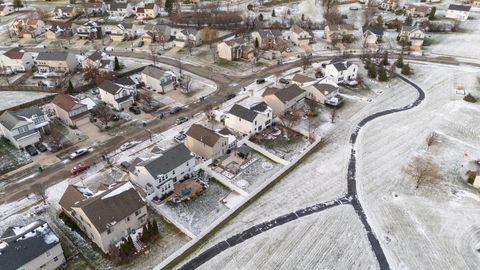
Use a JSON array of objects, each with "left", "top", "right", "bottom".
[{"left": 177, "top": 73, "right": 426, "bottom": 270}]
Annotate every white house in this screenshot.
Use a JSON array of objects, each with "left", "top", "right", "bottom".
[
  {"left": 324, "top": 57, "right": 358, "bottom": 84},
  {"left": 0, "top": 4, "right": 14, "bottom": 16},
  {"left": 0, "top": 107, "right": 48, "bottom": 148},
  {"left": 108, "top": 3, "right": 134, "bottom": 19},
  {"left": 0, "top": 47, "right": 33, "bottom": 74},
  {"left": 54, "top": 5, "right": 76, "bottom": 18},
  {"left": 98, "top": 80, "right": 135, "bottom": 110},
  {"left": 289, "top": 25, "right": 311, "bottom": 47},
  {"left": 141, "top": 65, "right": 176, "bottom": 93},
  {"left": 35, "top": 52, "right": 79, "bottom": 74},
  {"left": 136, "top": 3, "right": 159, "bottom": 20},
  {"left": 174, "top": 29, "right": 201, "bottom": 47},
  {"left": 224, "top": 102, "right": 273, "bottom": 135},
  {"left": 0, "top": 220, "right": 66, "bottom": 270},
  {"left": 446, "top": 4, "right": 471, "bottom": 21},
  {"left": 303, "top": 77, "right": 343, "bottom": 106},
  {"left": 130, "top": 144, "right": 196, "bottom": 199},
  {"left": 398, "top": 26, "right": 425, "bottom": 51}
]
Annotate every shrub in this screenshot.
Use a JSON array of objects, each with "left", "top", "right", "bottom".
[
  {"left": 464, "top": 93, "right": 477, "bottom": 103},
  {"left": 368, "top": 64, "right": 377, "bottom": 78},
  {"left": 401, "top": 64, "right": 412, "bottom": 75}
]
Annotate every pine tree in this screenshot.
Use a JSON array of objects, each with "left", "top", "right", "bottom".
[
  {"left": 368, "top": 64, "right": 377, "bottom": 79},
  {"left": 127, "top": 235, "right": 134, "bottom": 255},
  {"left": 258, "top": 13, "right": 264, "bottom": 21},
  {"left": 401, "top": 64, "right": 412, "bottom": 75},
  {"left": 405, "top": 14, "right": 413, "bottom": 26},
  {"left": 114, "top": 56, "right": 121, "bottom": 71},
  {"left": 272, "top": 9, "right": 276, "bottom": 17},
  {"left": 382, "top": 51, "right": 389, "bottom": 66},
  {"left": 165, "top": 0, "right": 174, "bottom": 14},
  {"left": 13, "top": 0, "right": 22, "bottom": 11},
  {"left": 254, "top": 37, "right": 259, "bottom": 49},
  {"left": 395, "top": 55, "right": 404, "bottom": 68},
  {"left": 429, "top": 7, "right": 436, "bottom": 21},
  {"left": 152, "top": 219, "right": 159, "bottom": 236},
  {"left": 364, "top": 58, "right": 371, "bottom": 69},
  {"left": 142, "top": 224, "right": 149, "bottom": 242},
  {"left": 378, "top": 65, "right": 388, "bottom": 81},
  {"left": 67, "top": 81, "right": 74, "bottom": 94}
]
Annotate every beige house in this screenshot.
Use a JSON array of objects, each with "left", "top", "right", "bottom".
[
  {"left": 473, "top": 171, "right": 480, "bottom": 189},
  {"left": 362, "top": 25, "right": 384, "bottom": 51},
  {"left": 35, "top": 52, "right": 78, "bottom": 74},
  {"left": 398, "top": 26, "right": 425, "bottom": 51},
  {"left": 0, "top": 4, "right": 14, "bottom": 16},
  {"left": 0, "top": 47, "right": 33, "bottom": 74},
  {"left": 0, "top": 220, "right": 66, "bottom": 270},
  {"left": 217, "top": 37, "right": 251, "bottom": 61},
  {"left": 251, "top": 29, "right": 287, "bottom": 51},
  {"left": 51, "top": 94, "right": 90, "bottom": 127},
  {"left": 110, "top": 24, "right": 128, "bottom": 41},
  {"left": 302, "top": 77, "right": 342, "bottom": 106},
  {"left": 291, "top": 74, "right": 317, "bottom": 87},
  {"left": 185, "top": 124, "right": 231, "bottom": 160},
  {"left": 136, "top": 3, "right": 159, "bottom": 20},
  {"left": 54, "top": 5, "right": 76, "bottom": 18},
  {"left": 289, "top": 25, "right": 311, "bottom": 47},
  {"left": 380, "top": 0, "right": 399, "bottom": 11},
  {"left": 141, "top": 65, "right": 176, "bottom": 93},
  {"left": 12, "top": 19, "right": 45, "bottom": 38},
  {"left": 406, "top": 4, "right": 431, "bottom": 17},
  {"left": 59, "top": 182, "right": 147, "bottom": 253},
  {"left": 446, "top": 4, "right": 471, "bottom": 21},
  {"left": 262, "top": 84, "right": 306, "bottom": 116},
  {"left": 324, "top": 24, "right": 354, "bottom": 43}
]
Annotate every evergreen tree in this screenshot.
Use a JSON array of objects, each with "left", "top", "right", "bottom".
[
  {"left": 378, "top": 65, "right": 388, "bottom": 81},
  {"left": 405, "top": 14, "right": 413, "bottom": 26},
  {"left": 382, "top": 51, "right": 389, "bottom": 65},
  {"left": 13, "top": 0, "right": 22, "bottom": 11},
  {"left": 165, "top": 0, "right": 174, "bottom": 14},
  {"left": 127, "top": 235, "right": 134, "bottom": 255},
  {"left": 401, "top": 64, "right": 412, "bottom": 75},
  {"left": 368, "top": 64, "right": 377, "bottom": 79},
  {"left": 254, "top": 37, "right": 259, "bottom": 49},
  {"left": 258, "top": 13, "right": 264, "bottom": 21},
  {"left": 67, "top": 81, "right": 74, "bottom": 94},
  {"left": 429, "top": 7, "right": 436, "bottom": 21},
  {"left": 114, "top": 56, "right": 121, "bottom": 71},
  {"left": 395, "top": 55, "right": 404, "bottom": 68},
  {"left": 364, "top": 57, "right": 371, "bottom": 69},
  {"left": 152, "top": 219, "right": 159, "bottom": 236},
  {"left": 376, "top": 15, "right": 383, "bottom": 26},
  {"left": 272, "top": 9, "right": 276, "bottom": 17},
  {"left": 142, "top": 224, "right": 149, "bottom": 242}
]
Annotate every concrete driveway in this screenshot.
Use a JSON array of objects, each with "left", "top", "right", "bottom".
[{"left": 77, "top": 119, "right": 112, "bottom": 143}]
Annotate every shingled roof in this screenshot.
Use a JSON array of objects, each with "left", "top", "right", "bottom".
[
  {"left": 52, "top": 94, "right": 84, "bottom": 112},
  {"left": 142, "top": 144, "right": 193, "bottom": 177},
  {"left": 2, "top": 47, "right": 25, "bottom": 60},
  {"left": 186, "top": 124, "right": 222, "bottom": 148},
  {"left": 228, "top": 104, "right": 258, "bottom": 122},
  {"left": 263, "top": 84, "right": 305, "bottom": 104}
]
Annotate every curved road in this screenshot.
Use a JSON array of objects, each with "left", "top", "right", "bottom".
[{"left": 178, "top": 73, "right": 426, "bottom": 270}]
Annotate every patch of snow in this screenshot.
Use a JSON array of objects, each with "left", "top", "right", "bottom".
[{"left": 101, "top": 182, "right": 134, "bottom": 200}]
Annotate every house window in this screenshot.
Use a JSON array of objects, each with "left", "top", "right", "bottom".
[
  {"left": 107, "top": 227, "right": 113, "bottom": 234},
  {"left": 126, "top": 216, "right": 130, "bottom": 222},
  {"left": 54, "top": 256, "right": 58, "bottom": 262},
  {"left": 135, "top": 209, "right": 141, "bottom": 216},
  {"left": 172, "top": 170, "right": 175, "bottom": 175}
]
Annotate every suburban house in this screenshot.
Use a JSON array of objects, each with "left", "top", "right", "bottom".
[
  {"left": 291, "top": 74, "right": 317, "bottom": 87},
  {"left": 445, "top": 4, "right": 471, "bottom": 21},
  {"left": 0, "top": 47, "right": 34, "bottom": 74},
  {"left": 0, "top": 220, "right": 66, "bottom": 270},
  {"left": 54, "top": 5, "right": 76, "bottom": 18},
  {"left": 324, "top": 58, "right": 358, "bottom": 84},
  {"left": 251, "top": 29, "right": 287, "bottom": 50},
  {"left": 262, "top": 84, "right": 306, "bottom": 116},
  {"left": 362, "top": 25, "right": 384, "bottom": 50},
  {"left": 77, "top": 20, "right": 101, "bottom": 40},
  {"left": 0, "top": 107, "right": 48, "bottom": 148},
  {"left": 59, "top": 181, "right": 147, "bottom": 253},
  {"left": 224, "top": 103, "right": 273, "bottom": 135},
  {"left": 303, "top": 77, "right": 342, "bottom": 106},
  {"left": 12, "top": 19, "right": 45, "bottom": 38},
  {"left": 80, "top": 2, "right": 107, "bottom": 17},
  {"left": 143, "top": 24, "right": 171, "bottom": 44},
  {"left": 398, "top": 26, "right": 425, "bottom": 51},
  {"left": 184, "top": 124, "right": 232, "bottom": 160},
  {"left": 0, "top": 4, "right": 14, "bottom": 16},
  {"left": 141, "top": 65, "right": 176, "bottom": 93},
  {"left": 406, "top": 4, "right": 431, "bottom": 17},
  {"left": 130, "top": 144, "right": 195, "bottom": 198},
  {"left": 98, "top": 80, "right": 135, "bottom": 110},
  {"left": 379, "top": 0, "right": 399, "bottom": 11},
  {"left": 82, "top": 50, "right": 113, "bottom": 72},
  {"left": 217, "top": 37, "right": 251, "bottom": 61},
  {"left": 136, "top": 3, "right": 159, "bottom": 20},
  {"left": 289, "top": 25, "right": 311, "bottom": 47},
  {"left": 110, "top": 24, "right": 129, "bottom": 41},
  {"left": 108, "top": 3, "right": 134, "bottom": 19},
  {"left": 473, "top": 171, "right": 480, "bottom": 189},
  {"left": 45, "top": 21, "right": 77, "bottom": 39},
  {"left": 51, "top": 94, "right": 90, "bottom": 127},
  {"left": 324, "top": 24, "right": 355, "bottom": 43},
  {"left": 141, "top": 31, "right": 155, "bottom": 44},
  {"left": 174, "top": 29, "right": 201, "bottom": 47},
  {"left": 35, "top": 52, "right": 78, "bottom": 74}
]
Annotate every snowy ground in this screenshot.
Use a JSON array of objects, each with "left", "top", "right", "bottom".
[
  {"left": 0, "top": 91, "right": 54, "bottom": 111},
  {"left": 231, "top": 154, "right": 284, "bottom": 193}
]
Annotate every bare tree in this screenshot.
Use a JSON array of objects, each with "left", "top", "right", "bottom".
[
  {"left": 279, "top": 109, "right": 302, "bottom": 128},
  {"left": 403, "top": 156, "right": 441, "bottom": 189},
  {"left": 330, "top": 106, "right": 337, "bottom": 123},
  {"left": 210, "top": 43, "right": 217, "bottom": 64},
  {"left": 149, "top": 44, "right": 159, "bottom": 65},
  {"left": 31, "top": 183, "right": 47, "bottom": 205},
  {"left": 140, "top": 91, "right": 154, "bottom": 108},
  {"left": 181, "top": 75, "right": 193, "bottom": 93},
  {"left": 302, "top": 54, "right": 312, "bottom": 71},
  {"left": 306, "top": 98, "right": 319, "bottom": 116},
  {"left": 426, "top": 131, "right": 438, "bottom": 150},
  {"left": 47, "top": 128, "right": 64, "bottom": 151},
  {"left": 364, "top": 0, "right": 377, "bottom": 25},
  {"left": 94, "top": 103, "right": 114, "bottom": 128},
  {"left": 35, "top": 8, "right": 50, "bottom": 21},
  {"left": 322, "top": 0, "right": 340, "bottom": 25}
]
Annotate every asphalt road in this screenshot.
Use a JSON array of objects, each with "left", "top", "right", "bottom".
[{"left": 176, "top": 73, "right": 426, "bottom": 270}]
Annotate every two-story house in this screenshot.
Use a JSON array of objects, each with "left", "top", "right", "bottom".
[
  {"left": 98, "top": 80, "right": 135, "bottom": 110},
  {"left": 303, "top": 76, "right": 342, "bottom": 106},
  {"left": 324, "top": 57, "right": 358, "bottom": 84},
  {"left": 251, "top": 29, "right": 287, "bottom": 50},
  {"left": 262, "top": 84, "right": 306, "bottom": 116},
  {"left": 76, "top": 20, "right": 101, "bottom": 40},
  {"left": 217, "top": 37, "right": 251, "bottom": 61},
  {"left": 398, "top": 26, "right": 425, "bottom": 51},
  {"left": 289, "top": 25, "right": 311, "bottom": 47},
  {"left": 82, "top": 50, "right": 113, "bottom": 72},
  {"left": 0, "top": 47, "right": 33, "bottom": 74},
  {"left": 59, "top": 181, "right": 147, "bottom": 253},
  {"left": 108, "top": 3, "right": 134, "bottom": 19},
  {"left": 141, "top": 24, "right": 171, "bottom": 44},
  {"left": 0, "top": 220, "right": 66, "bottom": 270},
  {"left": 224, "top": 102, "right": 273, "bottom": 135},
  {"left": 54, "top": 5, "right": 76, "bottom": 18},
  {"left": 136, "top": 3, "right": 159, "bottom": 20},
  {"left": 80, "top": 2, "right": 107, "bottom": 17},
  {"left": 51, "top": 94, "right": 90, "bottom": 127},
  {"left": 185, "top": 124, "right": 231, "bottom": 160},
  {"left": 45, "top": 21, "right": 77, "bottom": 40},
  {"left": 109, "top": 23, "right": 129, "bottom": 41},
  {"left": 130, "top": 144, "right": 195, "bottom": 198},
  {"left": 446, "top": 4, "right": 471, "bottom": 21},
  {"left": 324, "top": 24, "right": 355, "bottom": 44},
  {"left": 0, "top": 107, "right": 47, "bottom": 148},
  {"left": 379, "top": 0, "right": 399, "bottom": 11},
  {"left": 35, "top": 52, "right": 78, "bottom": 74},
  {"left": 141, "top": 65, "right": 176, "bottom": 93},
  {"left": 362, "top": 24, "right": 384, "bottom": 50},
  {"left": 12, "top": 19, "right": 45, "bottom": 39},
  {"left": 173, "top": 29, "right": 201, "bottom": 47},
  {"left": 0, "top": 4, "right": 14, "bottom": 16},
  {"left": 406, "top": 4, "right": 431, "bottom": 17}
]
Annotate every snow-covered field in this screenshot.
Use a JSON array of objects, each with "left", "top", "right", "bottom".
[{"left": 0, "top": 91, "right": 53, "bottom": 111}]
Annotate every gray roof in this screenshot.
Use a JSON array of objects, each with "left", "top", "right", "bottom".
[
  {"left": 181, "top": 29, "right": 198, "bottom": 36},
  {"left": 110, "top": 3, "right": 128, "bottom": 11},
  {"left": 143, "top": 65, "right": 166, "bottom": 78},
  {"left": 266, "top": 84, "right": 305, "bottom": 103},
  {"left": 87, "top": 51, "right": 103, "bottom": 61},
  {"left": 99, "top": 80, "right": 121, "bottom": 94},
  {"left": 72, "top": 182, "right": 146, "bottom": 233},
  {"left": 56, "top": 6, "right": 74, "bottom": 13},
  {"left": 143, "top": 144, "right": 193, "bottom": 177},
  {"left": 363, "top": 25, "right": 384, "bottom": 36},
  {"left": 36, "top": 51, "right": 70, "bottom": 61},
  {"left": 448, "top": 4, "right": 471, "bottom": 12},
  {"left": 0, "top": 111, "right": 24, "bottom": 130},
  {"left": 250, "top": 102, "right": 270, "bottom": 113},
  {"left": 114, "top": 77, "right": 136, "bottom": 86},
  {"left": 0, "top": 220, "right": 60, "bottom": 270},
  {"left": 328, "top": 58, "right": 353, "bottom": 72},
  {"left": 313, "top": 82, "right": 338, "bottom": 96},
  {"left": 228, "top": 104, "right": 258, "bottom": 122}
]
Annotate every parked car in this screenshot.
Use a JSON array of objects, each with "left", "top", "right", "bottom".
[
  {"left": 25, "top": 145, "right": 38, "bottom": 156},
  {"left": 476, "top": 160, "right": 480, "bottom": 166},
  {"left": 176, "top": 116, "right": 189, "bottom": 125},
  {"left": 69, "top": 148, "right": 89, "bottom": 160},
  {"left": 120, "top": 141, "right": 139, "bottom": 151},
  {"left": 170, "top": 106, "right": 182, "bottom": 114},
  {"left": 34, "top": 142, "right": 48, "bottom": 152},
  {"left": 279, "top": 78, "right": 290, "bottom": 84},
  {"left": 224, "top": 93, "right": 236, "bottom": 101},
  {"left": 256, "top": 78, "right": 266, "bottom": 84},
  {"left": 129, "top": 106, "right": 141, "bottom": 115},
  {"left": 174, "top": 133, "right": 186, "bottom": 143},
  {"left": 70, "top": 163, "right": 91, "bottom": 175}
]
